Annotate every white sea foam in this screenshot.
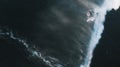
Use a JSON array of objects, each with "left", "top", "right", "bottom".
[
  {"left": 82, "top": 0, "right": 120, "bottom": 67},
  {"left": 0, "top": 30, "right": 62, "bottom": 67}
]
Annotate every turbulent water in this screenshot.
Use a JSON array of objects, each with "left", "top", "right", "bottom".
[{"left": 0, "top": 0, "right": 120, "bottom": 67}]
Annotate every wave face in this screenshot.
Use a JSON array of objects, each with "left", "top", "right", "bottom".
[{"left": 0, "top": 0, "right": 120, "bottom": 67}]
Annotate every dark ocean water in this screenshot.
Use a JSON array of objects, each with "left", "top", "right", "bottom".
[{"left": 0, "top": 0, "right": 104, "bottom": 67}]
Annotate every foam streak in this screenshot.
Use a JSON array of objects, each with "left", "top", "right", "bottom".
[{"left": 81, "top": 0, "right": 120, "bottom": 67}]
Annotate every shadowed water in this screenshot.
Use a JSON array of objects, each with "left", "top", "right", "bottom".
[{"left": 0, "top": 0, "right": 119, "bottom": 67}]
